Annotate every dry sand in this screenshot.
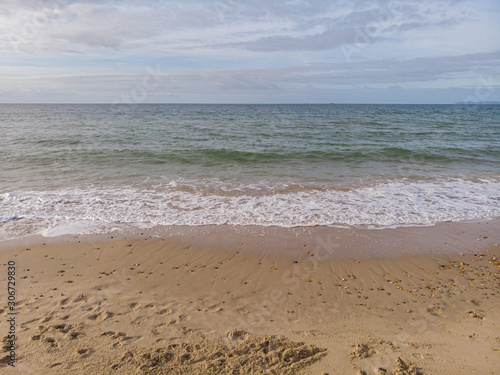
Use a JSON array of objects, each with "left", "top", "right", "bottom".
[{"left": 0, "top": 223, "right": 499, "bottom": 374}]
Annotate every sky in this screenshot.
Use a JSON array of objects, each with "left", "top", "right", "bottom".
[{"left": 0, "top": 0, "right": 499, "bottom": 104}]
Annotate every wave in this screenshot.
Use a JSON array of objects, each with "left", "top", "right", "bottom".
[
  {"left": 11, "top": 146, "right": 496, "bottom": 167},
  {"left": 1, "top": 178, "right": 499, "bottom": 238}
]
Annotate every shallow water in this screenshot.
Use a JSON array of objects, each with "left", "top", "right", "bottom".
[{"left": 1, "top": 103, "right": 499, "bottom": 239}]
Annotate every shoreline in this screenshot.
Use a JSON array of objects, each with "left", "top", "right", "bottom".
[
  {"left": 0, "top": 226, "right": 499, "bottom": 374},
  {"left": 2, "top": 218, "right": 499, "bottom": 259}
]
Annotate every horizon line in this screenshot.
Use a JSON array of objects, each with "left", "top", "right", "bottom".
[{"left": 1, "top": 102, "right": 499, "bottom": 105}]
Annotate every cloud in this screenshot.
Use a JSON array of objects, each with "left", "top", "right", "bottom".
[
  {"left": 2, "top": 50, "right": 498, "bottom": 103},
  {"left": 0, "top": 0, "right": 499, "bottom": 103},
  {"left": 0, "top": 0, "right": 489, "bottom": 54}
]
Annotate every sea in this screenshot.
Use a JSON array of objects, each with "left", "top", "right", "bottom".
[{"left": 1, "top": 103, "right": 499, "bottom": 241}]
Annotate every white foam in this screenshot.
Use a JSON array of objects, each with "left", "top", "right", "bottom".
[{"left": 1, "top": 177, "right": 499, "bottom": 240}]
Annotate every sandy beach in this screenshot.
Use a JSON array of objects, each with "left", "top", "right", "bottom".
[
  {"left": 2, "top": 0, "right": 500, "bottom": 373},
  {"left": 0, "top": 223, "right": 499, "bottom": 374}
]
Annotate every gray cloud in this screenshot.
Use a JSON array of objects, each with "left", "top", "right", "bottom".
[
  {"left": 0, "top": 0, "right": 498, "bottom": 103},
  {"left": 189, "top": 51, "right": 500, "bottom": 90},
  {"left": 3, "top": 51, "right": 497, "bottom": 98},
  {"left": 212, "top": 2, "right": 474, "bottom": 53},
  {"left": 0, "top": 0, "right": 482, "bottom": 53}
]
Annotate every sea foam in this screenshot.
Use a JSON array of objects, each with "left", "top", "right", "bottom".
[{"left": 1, "top": 177, "right": 499, "bottom": 240}]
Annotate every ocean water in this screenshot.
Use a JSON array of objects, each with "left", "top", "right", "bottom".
[{"left": 1, "top": 104, "right": 499, "bottom": 240}]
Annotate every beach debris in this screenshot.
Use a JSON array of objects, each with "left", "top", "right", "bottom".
[
  {"left": 271, "top": 267, "right": 278, "bottom": 270},
  {"left": 466, "top": 311, "right": 484, "bottom": 319}
]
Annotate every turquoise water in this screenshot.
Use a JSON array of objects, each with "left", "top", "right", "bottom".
[{"left": 1, "top": 104, "right": 499, "bottom": 239}]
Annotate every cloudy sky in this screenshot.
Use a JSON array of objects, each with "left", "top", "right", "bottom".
[{"left": 1, "top": 0, "right": 499, "bottom": 103}]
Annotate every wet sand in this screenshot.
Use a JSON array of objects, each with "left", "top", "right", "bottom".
[{"left": 0, "top": 224, "right": 499, "bottom": 374}]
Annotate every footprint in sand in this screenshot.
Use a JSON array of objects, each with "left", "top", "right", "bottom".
[
  {"left": 177, "top": 326, "right": 194, "bottom": 335},
  {"left": 88, "top": 311, "right": 114, "bottom": 321},
  {"left": 227, "top": 330, "right": 249, "bottom": 341},
  {"left": 151, "top": 323, "right": 168, "bottom": 335},
  {"left": 50, "top": 323, "right": 71, "bottom": 333},
  {"left": 37, "top": 325, "right": 49, "bottom": 333},
  {"left": 41, "top": 313, "right": 55, "bottom": 323},
  {"left": 101, "top": 331, "right": 127, "bottom": 339},
  {"left": 73, "top": 294, "right": 89, "bottom": 303},
  {"left": 123, "top": 334, "right": 327, "bottom": 374},
  {"left": 69, "top": 331, "right": 82, "bottom": 340},
  {"left": 293, "top": 330, "right": 322, "bottom": 338},
  {"left": 76, "top": 348, "right": 93, "bottom": 358},
  {"left": 426, "top": 306, "right": 446, "bottom": 318},
  {"left": 350, "top": 338, "right": 423, "bottom": 375},
  {"left": 129, "top": 302, "right": 141, "bottom": 310},
  {"left": 131, "top": 316, "right": 146, "bottom": 326},
  {"left": 44, "top": 337, "right": 58, "bottom": 348},
  {"left": 110, "top": 363, "right": 122, "bottom": 370},
  {"left": 411, "top": 352, "right": 425, "bottom": 360},
  {"left": 110, "top": 336, "right": 138, "bottom": 348},
  {"left": 34, "top": 322, "right": 85, "bottom": 342},
  {"left": 23, "top": 318, "right": 38, "bottom": 325}
]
